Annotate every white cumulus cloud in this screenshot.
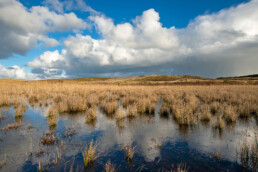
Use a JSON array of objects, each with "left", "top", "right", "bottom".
[
  {"left": 0, "top": 0, "right": 87, "bottom": 59},
  {"left": 0, "top": 64, "right": 38, "bottom": 80},
  {"left": 2, "top": 0, "right": 258, "bottom": 79},
  {"left": 28, "top": 0, "right": 258, "bottom": 78}
]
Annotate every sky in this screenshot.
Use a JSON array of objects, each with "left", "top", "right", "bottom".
[{"left": 0, "top": 0, "right": 257, "bottom": 79}]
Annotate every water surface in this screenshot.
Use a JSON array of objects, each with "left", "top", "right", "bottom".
[{"left": 0, "top": 105, "right": 256, "bottom": 171}]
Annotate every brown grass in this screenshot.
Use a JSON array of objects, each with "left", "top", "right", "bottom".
[
  {"left": 83, "top": 140, "right": 97, "bottom": 168},
  {"left": 62, "top": 129, "right": 76, "bottom": 137},
  {"left": 105, "top": 160, "right": 116, "bottom": 172},
  {"left": 160, "top": 103, "right": 170, "bottom": 117},
  {"left": 238, "top": 136, "right": 258, "bottom": 170},
  {"left": 123, "top": 145, "right": 135, "bottom": 161},
  {"left": 115, "top": 107, "right": 125, "bottom": 121},
  {"left": 14, "top": 102, "right": 27, "bottom": 118},
  {"left": 171, "top": 163, "right": 188, "bottom": 172},
  {"left": 0, "top": 80, "right": 256, "bottom": 128},
  {"left": 1, "top": 123, "right": 22, "bottom": 131},
  {"left": 41, "top": 132, "right": 58, "bottom": 145},
  {"left": 200, "top": 104, "right": 211, "bottom": 121},
  {"left": 213, "top": 116, "right": 225, "bottom": 130},
  {"left": 126, "top": 104, "right": 138, "bottom": 118},
  {"left": 224, "top": 105, "right": 237, "bottom": 122},
  {"left": 86, "top": 106, "right": 97, "bottom": 123}
]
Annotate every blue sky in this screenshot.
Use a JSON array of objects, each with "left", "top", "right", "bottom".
[{"left": 0, "top": 0, "right": 257, "bottom": 79}]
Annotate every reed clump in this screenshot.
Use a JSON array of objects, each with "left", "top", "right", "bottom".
[
  {"left": 83, "top": 140, "right": 97, "bottom": 168},
  {"left": 123, "top": 145, "right": 135, "bottom": 161},
  {"left": 101, "top": 101, "right": 117, "bottom": 116},
  {"left": 224, "top": 105, "right": 237, "bottom": 122},
  {"left": 115, "top": 107, "right": 125, "bottom": 121},
  {"left": 1, "top": 123, "right": 22, "bottom": 131},
  {"left": 126, "top": 104, "right": 138, "bottom": 118},
  {"left": 145, "top": 100, "right": 156, "bottom": 115},
  {"left": 62, "top": 129, "right": 76, "bottom": 138},
  {"left": 47, "top": 106, "right": 58, "bottom": 128},
  {"left": 210, "top": 102, "right": 220, "bottom": 115},
  {"left": 41, "top": 132, "right": 58, "bottom": 145},
  {"left": 200, "top": 104, "right": 211, "bottom": 121},
  {"left": 14, "top": 103, "right": 27, "bottom": 118},
  {"left": 86, "top": 106, "right": 97, "bottom": 123},
  {"left": 213, "top": 116, "right": 225, "bottom": 130},
  {"left": 105, "top": 161, "right": 116, "bottom": 172},
  {"left": 238, "top": 136, "right": 258, "bottom": 170},
  {"left": 171, "top": 163, "right": 188, "bottom": 172}
]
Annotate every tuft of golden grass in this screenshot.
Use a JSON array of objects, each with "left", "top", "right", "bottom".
[
  {"left": 82, "top": 140, "right": 97, "bottom": 168},
  {"left": 200, "top": 104, "right": 211, "bottom": 121},
  {"left": 14, "top": 103, "right": 27, "bottom": 118},
  {"left": 210, "top": 102, "right": 220, "bottom": 115},
  {"left": 38, "top": 161, "right": 43, "bottom": 172},
  {"left": 171, "top": 163, "right": 188, "bottom": 172},
  {"left": 123, "top": 145, "right": 135, "bottom": 161},
  {"left": 102, "top": 101, "right": 117, "bottom": 116},
  {"left": 115, "top": 107, "right": 125, "bottom": 121},
  {"left": 224, "top": 105, "right": 237, "bottom": 122},
  {"left": 41, "top": 132, "right": 58, "bottom": 145},
  {"left": 213, "top": 116, "right": 225, "bottom": 130},
  {"left": 105, "top": 160, "right": 116, "bottom": 172},
  {"left": 126, "top": 104, "right": 138, "bottom": 118},
  {"left": 86, "top": 106, "right": 97, "bottom": 123}
]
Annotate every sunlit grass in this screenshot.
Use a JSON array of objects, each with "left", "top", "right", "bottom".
[
  {"left": 82, "top": 140, "right": 97, "bottom": 168},
  {"left": 123, "top": 145, "right": 135, "bottom": 161}
]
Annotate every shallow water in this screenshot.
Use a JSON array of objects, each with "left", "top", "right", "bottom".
[{"left": 0, "top": 105, "right": 257, "bottom": 172}]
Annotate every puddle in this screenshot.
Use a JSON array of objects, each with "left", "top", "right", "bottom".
[{"left": 0, "top": 105, "right": 256, "bottom": 171}]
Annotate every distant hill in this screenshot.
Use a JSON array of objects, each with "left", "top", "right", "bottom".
[
  {"left": 70, "top": 75, "right": 207, "bottom": 83},
  {"left": 1, "top": 74, "right": 257, "bottom": 85},
  {"left": 217, "top": 74, "right": 258, "bottom": 80}
]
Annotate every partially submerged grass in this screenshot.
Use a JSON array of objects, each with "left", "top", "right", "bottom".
[
  {"left": 47, "top": 106, "right": 58, "bottom": 128},
  {"left": 14, "top": 103, "right": 27, "bottom": 118},
  {"left": 41, "top": 132, "right": 58, "bottom": 145},
  {"left": 62, "top": 128, "right": 76, "bottom": 138},
  {"left": 1, "top": 122, "right": 22, "bottom": 131},
  {"left": 101, "top": 101, "right": 117, "bottom": 116},
  {"left": 115, "top": 107, "right": 125, "bottom": 121},
  {"left": 0, "top": 80, "right": 257, "bottom": 130},
  {"left": 126, "top": 104, "right": 138, "bottom": 118},
  {"left": 105, "top": 160, "right": 116, "bottom": 172},
  {"left": 38, "top": 161, "right": 43, "bottom": 172},
  {"left": 224, "top": 105, "right": 237, "bottom": 122},
  {"left": 83, "top": 140, "right": 97, "bottom": 168},
  {"left": 213, "top": 116, "right": 225, "bottom": 130},
  {"left": 48, "top": 114, "right": 58, "bottom": 128},
  {"left": 160, "top": 103, "right": 170, "bottom": 117},
  {"left": 238, "top": 136, "right": 258, "bottom": 170},
  {"left": 200, "top": 104, "right": 211, "bottom": 121},
  {"left": 86, "top": 106, "right": 97, "bottom": 123},
  {"left": 123, "top": 145, "right": 135, "bottom": 161},
  {"left": 171, "top": 163, "right": 188, "bottom": 172}
]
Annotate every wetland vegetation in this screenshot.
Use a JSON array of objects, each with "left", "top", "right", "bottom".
[{"left": 0, "top": 75, "right": 257, "bottom": 171}]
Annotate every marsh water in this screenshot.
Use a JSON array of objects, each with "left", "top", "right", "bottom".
[{"left": 0, "top": 104, "right": 257, "bottom": 172}]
